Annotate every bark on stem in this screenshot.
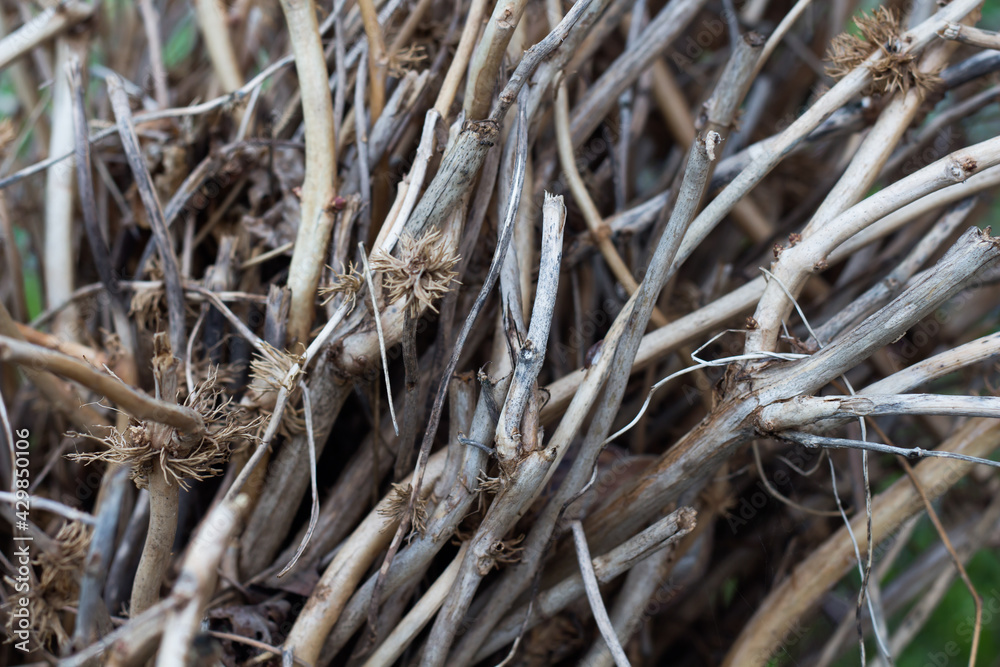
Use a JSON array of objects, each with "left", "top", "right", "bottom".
[
  {"left": 747, "top": 132, "right": 1000, "bottom": 355},
  {"left": 581, "top": 227, "right": 1000, "bottom": 562},
  {"left": 464, "top": 0, "right": 529, "bottom": 119},
  {"left": 759, "top": 394, "right": 1000, "bottom": 431}
]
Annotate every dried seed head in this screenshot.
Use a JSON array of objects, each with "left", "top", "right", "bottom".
[
  {"left": 319, "top": 261, "right": 364, "bottom": 311},
  {"left": 246, "top": 344, "right": 305, "bottom": 436},
  {"left": 826, "top": 7, "right": 941, "bottom": 97},
  {"left": 69, "top": 368, "right": 261, "bottom": 489},
  {"left": 371, "top": 229, "right": 460, "bottom": 314}
]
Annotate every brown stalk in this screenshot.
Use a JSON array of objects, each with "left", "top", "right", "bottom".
[{"left": 281, "top": 0, "right": 339, "bottom": 345}]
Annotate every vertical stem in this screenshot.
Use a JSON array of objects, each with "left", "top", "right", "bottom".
[
  {"left": 107, "top": 76, "right": 187, "bottom": 359},
  {"left": 136, "top": 0, "right": 170, "bottom": 107},
  {"left": 193, "top": 0, "right": 244, "bottom": 93},
  {"left": 129, "top": 468, "right": 179, "bottom": 616},
  {"left": 281, "top": 0, "right": 339, "bottom": 345},
  {"left": 45, "top": 36, "right": 84, "bottom": 339}
]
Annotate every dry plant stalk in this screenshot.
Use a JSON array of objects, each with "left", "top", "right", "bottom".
[
  {"left": 281, "top": 0, "right": 339, "bottom": 344},
  {"left": 5, "top": 0, "right": 1000, "bottom": 665}
]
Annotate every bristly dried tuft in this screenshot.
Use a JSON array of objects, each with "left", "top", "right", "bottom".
[
  {"left": 371, "top": 229, "right": 460, "bottom": 313},
  {"left": 3, "top": 522, "right": 91, "bottom": 650},
  {"left": 487, "top": 533, "right": 525, "bottom": 568},
  {"left": 387, "top": 44, "right": 427, "bottom": 77},
  {"left": 319, "top": 261, "right": 364, "bottom": 311},
  {"left": 128, "top": 282, "right": 166, "bottom": 331},
  {"left": 69, "top": 368, "right": 261, "bottom": 489},
  {"left": 826, "top": 7, "right": 941, "bottom": 97},
  {"left": 246, "top": 344, "right": 305, "bottom": 436},
  {"left": 379, "top": 483, "right": 428, "bottom": 537}
]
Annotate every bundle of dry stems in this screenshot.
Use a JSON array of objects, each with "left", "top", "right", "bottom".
[{"left": 2, "top": 0, "right": 1000, "bottom": 665}]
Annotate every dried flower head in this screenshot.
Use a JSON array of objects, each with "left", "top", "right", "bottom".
[
  {"left": 371, "top": 229, "right": 460, "bottom": 313},
  {"left": 70, "top": 368, "right": 260, "bottom": 489},
  {"left": 826, "top": 7, "right": 940, "bottom": 97},
  {"left": 319, "top": 261, "right": 364, "bottom": 312}
]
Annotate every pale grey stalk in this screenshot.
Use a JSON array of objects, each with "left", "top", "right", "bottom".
[
  {"left": 751, "top": 39, "right": 961, "bottom": 357},
  {"left": 495, "top": 194, "right": 566, "bottom": 460},
  {"left": 68, "top": 58, "right": 135, "bottom": 356},
  {"left": 449, "top": 40, "right": 761, "bottom": 661},
  {"left": 569, "top": 0, "right": 707, "bottom": 148},
  {"left": 760, "top": 228, "right": 1000, "bottom": 400},
  {"left": 941, "top": 22, "right": 1000, "bottom": 50},
  {"left": 866, "top": 331, "right": 1000, "bottom": 396},
  {"left": 579, "top": 543, "right": 673, "bottom": 667},
  {"left": 464, "top": 0, "right": 530, "bottom": 119},
  {"left": 812, "top": 198, "right": 976, "bottom": 347},
  {"left": 131, "top": 469, "right": 179, "bottom": 616},
  {"left": 748, "top": 134, "right": 1000, "bottom": 355},
  {"left": 72, "top": 466, "right": 129, "bottom": 649},
  {"left": 759, "top": 394, "right": 1000, "bottom": 431},
  {"left": 156, "top": 495, "right": 249, "bottom": 667},
  {"left": 675, "top": 0, "right": 982, "bottom": 275},
  {"left": 353, "top": 45, "right": 372, "bottom": 234},
  {"left": 193, "top": 0, "right": 243, "bottom": 93},
  {"left": 581, "top": 228, "right": 1000, "bottom": 559},
  {"left": 359, "top": 543, "right": 470, "bottom": 667},
  {"left": 108, "top": 76, "right": 187, "bottom": 357},
  {"left": 318, "top": 375, "right": 510, "bottom": 663},
  {"left": 45, "top": 36, "right": 82, "bottom": 338},
  {"left": 404, "top": 0, "right": 595, "bottom": 239},
  {"left": 882, "top": 85, "right": 1000, "bottom": 177},
  {"left": 281, "top": 0, "right": 338, "bottom": 344},
  {"left": 473, "top": 508, "right": 696, "bottom": 661},
  {"left": 780, "top": 432, "right": 1000, "bottom": 470},
  {"left": 375, "top": 109, "right": 440, "bottom": 253},
  {"left": 571, "top": 520, "right": 631, "bottom": 667}
]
